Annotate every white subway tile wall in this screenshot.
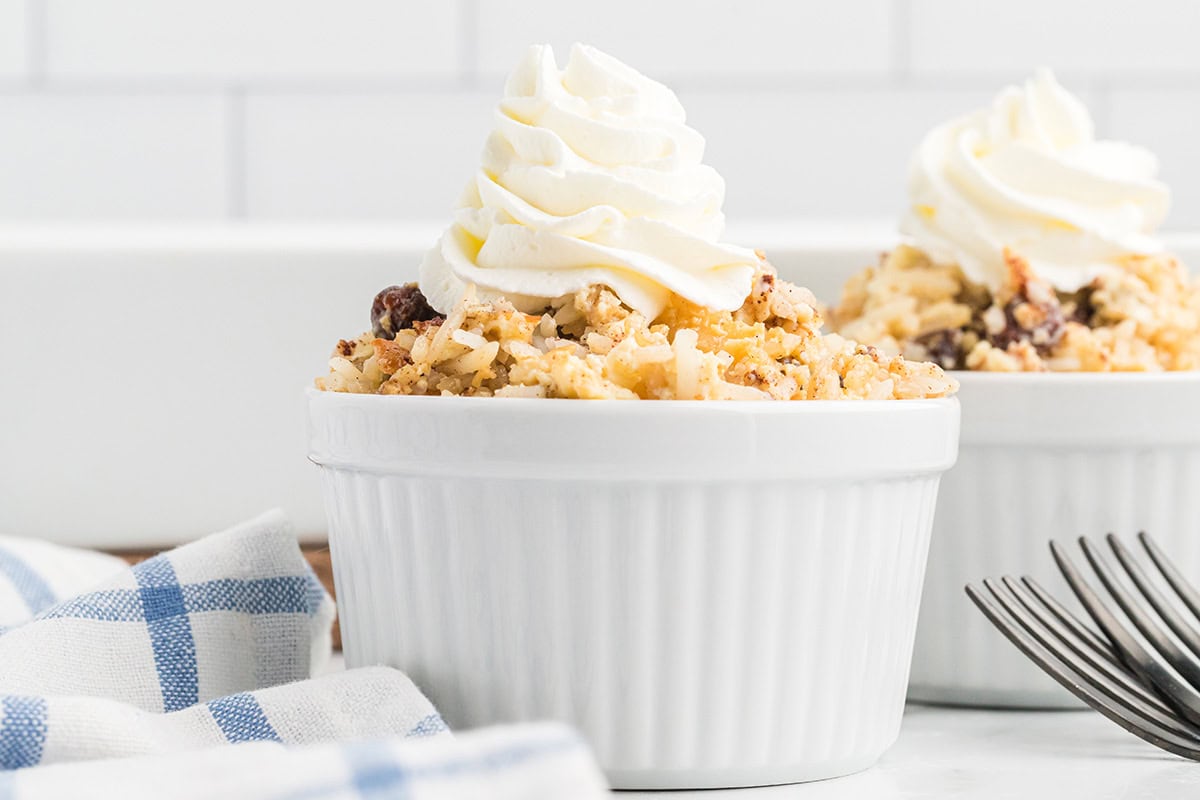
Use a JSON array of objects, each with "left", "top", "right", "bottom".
[
  {"left": 1, "top": 1, "right": 1198, "bottom": 225},
  {"left": 0, "top": 0, "right": 28, "bottom": 79},
  {"left": 475, "top": 0, "right": 895, "bottom": 78},
  {"left": 244, "top": 93, "right": 494, "bottom": 219},
  {"left": 43, "top": 0, "right": 462, "bottom": 81},
  {"left": 910, "top": 0, "right": 1200, "bottom": 75},
  {"left": 0, "top": 93, "right": 229, "bottom": 218}
]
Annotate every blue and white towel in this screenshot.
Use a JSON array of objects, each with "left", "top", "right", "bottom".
[
  {"left": 0, "top": 511, "right": 609, "bottom": 798},
  {"left": 0, "top": 723, "right": 607, "bottom": 800}
]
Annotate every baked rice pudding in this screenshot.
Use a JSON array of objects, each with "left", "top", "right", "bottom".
[
  {"left": 318, "top": 270, "right": 954, "bottom": 400},
  {"left": 317, "top": 45, "right": 954, "bottom": 400},
  {"left": 832, "top": 70, "right": 1200, "bottom": 373}
]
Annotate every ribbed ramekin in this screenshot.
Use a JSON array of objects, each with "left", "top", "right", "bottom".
[
  {"left": 909, "top": 373, "right": 1200, "bottom": 708},
  {"left": 307, "top": 390, "right": 959, "bottom": 789}
]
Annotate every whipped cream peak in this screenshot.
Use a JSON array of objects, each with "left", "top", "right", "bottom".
[
  {"left": 420, "top": 43, "right": 759, "bottom": 320},
  {"left": 902, "top": 69, "right": 1170, "bottom": 292}
]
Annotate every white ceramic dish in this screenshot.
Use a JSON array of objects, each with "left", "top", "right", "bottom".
[
  {"left": 308, "top": 389, "right": 960, "bottom": 789},
  {"left": 909, "top": 372, "right": 1200, "bottom": 708}
]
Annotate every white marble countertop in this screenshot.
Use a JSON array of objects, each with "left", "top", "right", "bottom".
[
  {"left": 624, "top": 705, "right": 1199, "bottom": 799},
  {"left": 326, "top": 656, "right": 1197, "bottom": 797}
]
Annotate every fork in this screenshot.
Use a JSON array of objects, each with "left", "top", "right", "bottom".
[{"left": 966, "top": 532, "right": 1200, "bottom": 760}]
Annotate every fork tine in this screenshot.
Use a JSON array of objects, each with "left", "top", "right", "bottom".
[
  {"left": 1021, "top": 576, "right": 1121, "bottom": 667},
  {"left": 1141, "top": 532, "right": 1200, "bottom": 624},
  {"left": 977, "top": 580, "right": 1194, "bottom": 742},
  {"left": 967, "top": 583, "right": 1200, "bottom": 760},
  {"left": 985, "top": 578, "right": 1186, "bottom": 730},
  {"left": 1081, "top": 536, "right": 1200, "bottom": 692},
  {"left": 1000, "top": 576, "right": 1174, "bottom": 715},
  {"left": 1109, "top": 534, "right": 1200, "bottom": 664},
  {"left": 1053, "top": 539, "right": 1200, "bottom": 727}
]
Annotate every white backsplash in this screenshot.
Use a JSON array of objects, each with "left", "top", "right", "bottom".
[{"left": 1, "top": 1, "right": 1199, "bottom": 226}]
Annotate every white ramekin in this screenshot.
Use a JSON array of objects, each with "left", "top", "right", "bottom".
[
  {"left": 308, "top": 390, "right": 959, "bottom": 789},
  {"left": 909, "top": 372, "right": 1200, "bottom": 708}
]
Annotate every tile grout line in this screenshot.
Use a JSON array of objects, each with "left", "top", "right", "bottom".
[
  {"left": 225, "top": 87, "right": 247, "bottom": 219},
  {"left": 10, "top": 73, "right": 1200, "bottom": 98},
  {"left": 25, "top": 0, "right": 46, "bottom": 86},
  {"left": 0, "top": 75, "right": 471, "bottom": 94}
]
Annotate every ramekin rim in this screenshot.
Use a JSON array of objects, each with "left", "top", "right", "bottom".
[
  {"left": 304, "top": 386, "right": 959, "bottom": 414},
  {"left": 950, "top": 370, "right": 1200, "bottom": 384}
]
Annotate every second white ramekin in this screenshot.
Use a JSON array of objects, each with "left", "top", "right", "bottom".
[
  {"left": 909, "top": 372, "right": 1200, "bottom": 708},
  {"left": 308, "top": 391, "right": 959, "bottom": 789}
]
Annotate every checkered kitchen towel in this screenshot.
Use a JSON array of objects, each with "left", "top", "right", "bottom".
[
  {"left": 0, "top": 511, "right": 610, "bottom": 798},
  {"left": 0, "top": 722, "right": 608, "bottom": 800}
]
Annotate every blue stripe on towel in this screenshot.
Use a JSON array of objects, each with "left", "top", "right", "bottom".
[
  {"left": 41, "top": 576, "right": 322, "bottom": 624},
  {"left": 0, "top": 696, "right": 48, "bottom": 770},
  {"left": 0, "top": 546, "right": 56, "bottom": 616},
  {"left": 283, "top": 733, "right": 583, "bottom": 800},
  {"left": 183, "top": 576, "right": 326, "bottom": 616},
  {"left": 405, "top": 714, "right": 448, "bottom": 738},
  {"left": 134, "top": 557, "right": 199, "bottom": 712},
  {"left": 346, "top": 741, "right": 411, "bottom": 799},
  {"left": 40, "top": 589, "right": 143, "bottom": 622},
  {"left": 208, "top": 693, "right": 282, "bottom": 743}
]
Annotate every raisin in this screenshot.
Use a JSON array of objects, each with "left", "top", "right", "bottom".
[
  {"left": 371, "top": 283, "right": 440, "bottom": 340},
  {"left": 987, "top": 297, "right": 1066, "bottom": 355},
  {"left": 983, "top": 252, "right": 1070, "bottom": 356},
  {"left": 912, "top": 329, "right": 964, "bottom": 369},
  {"left": 1063, "top": 286, "right": 1096, "bottom": 326}
]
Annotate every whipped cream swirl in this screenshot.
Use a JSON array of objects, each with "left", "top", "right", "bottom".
[
  {"left": 902, "top": 69, "right": 1170, "bottom": 292},
  {"left": 419, "top": 44, "right": 759, "bottom": 319}
]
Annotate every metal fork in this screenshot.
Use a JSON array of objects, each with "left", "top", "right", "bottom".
[{"left": 966, "top": 532, "right": 1200, "bottom": 760}]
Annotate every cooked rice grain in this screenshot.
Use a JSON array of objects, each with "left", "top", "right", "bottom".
[
  {"left": 833, "top": 245, "right": 1200, "bottom": 372},
  {"left": 317, "top": 262, "right": 957, "bottom": 400}
]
